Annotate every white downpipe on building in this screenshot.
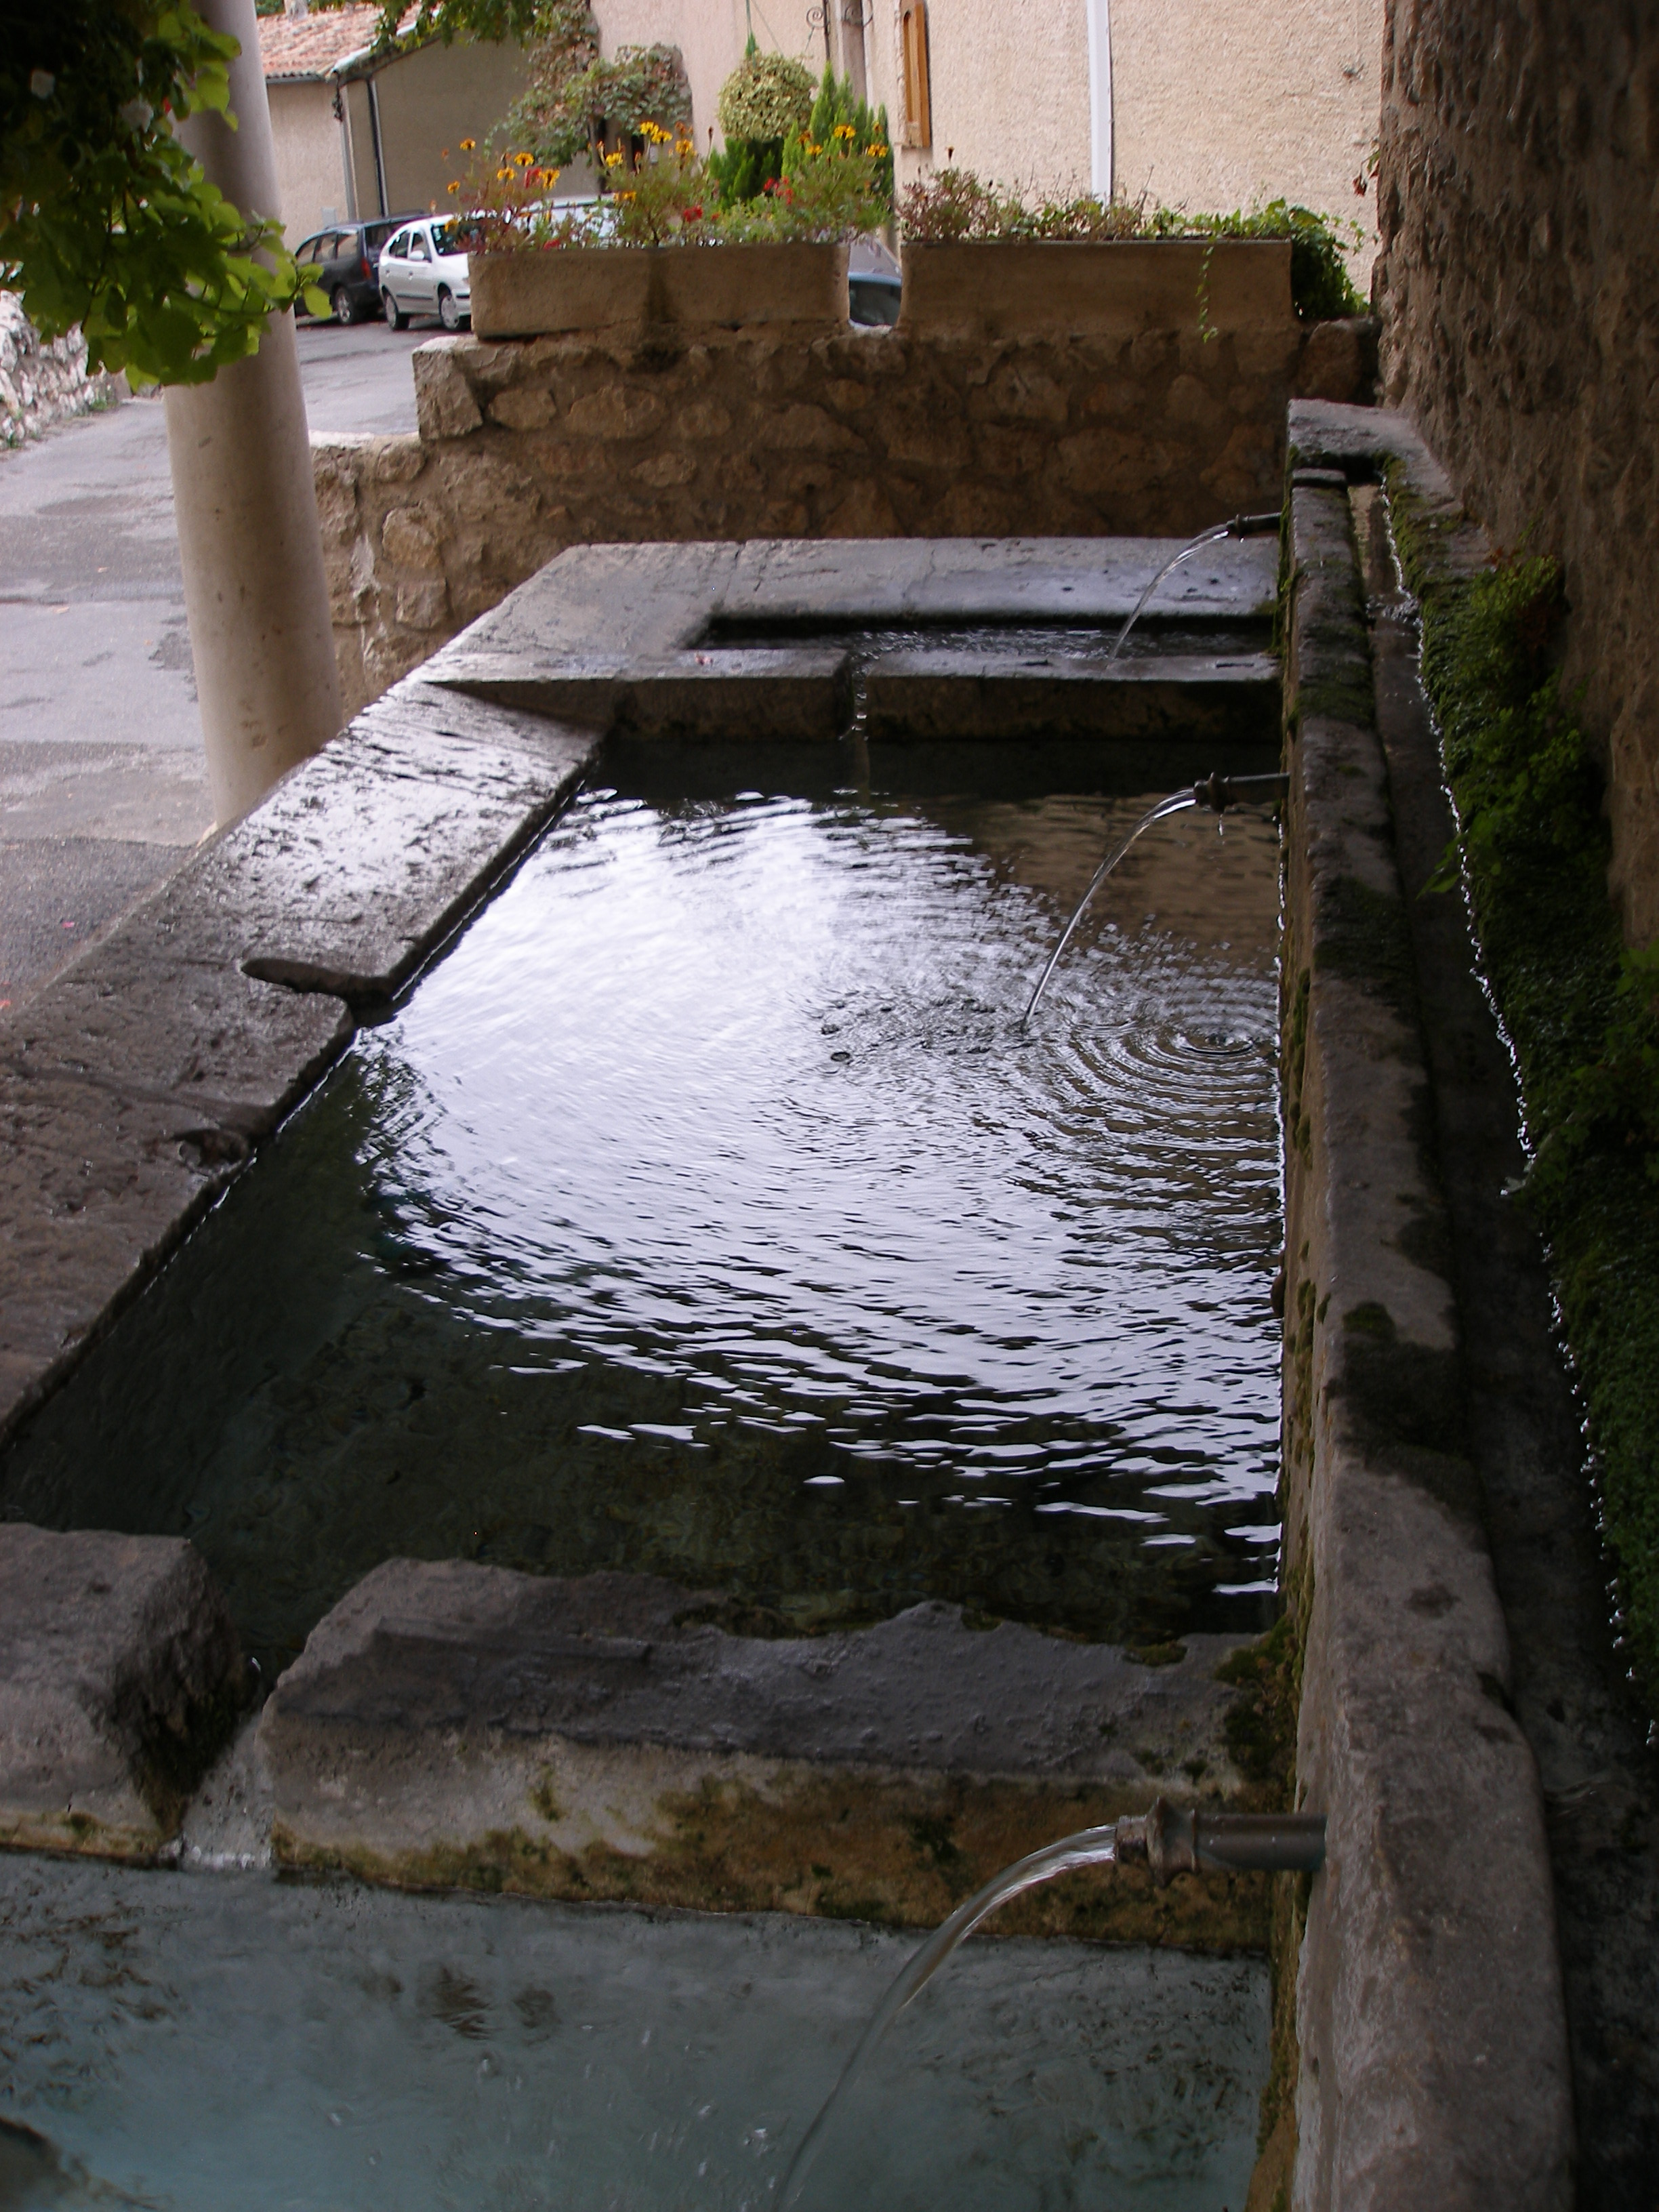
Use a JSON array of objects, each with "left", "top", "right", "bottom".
[{"left": 1086, "top": 0, "right": 1113, "bottom": 198}]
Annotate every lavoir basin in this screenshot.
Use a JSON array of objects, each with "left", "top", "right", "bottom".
[
  {"left": 3, "top": 735, "right": 1284, "bottom": 1676},
  {"left": 0, "top": 534, "right": 1290, "bottom": 2210}
]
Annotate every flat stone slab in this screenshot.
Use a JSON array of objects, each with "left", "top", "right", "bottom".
[
  {"left": 157, "top": 714, "right": 593, "bottom": 1002},
  {"left": 2, "top": 939, "right": 350, "bottom": 1146},
  {"left": 0, "top": 1524, "right": 242, "bottom": 1858},
  {"left": 0, "top": 684, "right": 595, "bottom": 1451},
  {"left": 861, "top": 646, "right": 1279, "bottom": 742},
  {"left": 425, "top": 535, "right": 1279, "bottom": 738},
  {"left": 0, "top": 1072, "right": 237, "bottom": 1397},
  {"left": 258, "top": 1561, "right": 1265, "bottom": 1944}
]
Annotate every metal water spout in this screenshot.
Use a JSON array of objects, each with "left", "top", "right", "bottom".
[
  {"left": 1114, "top": 1796, "right": 1326, "bottom": 1882},
  {"left": 1108, "top": 508, "right": 1282, "bottom": 661}
]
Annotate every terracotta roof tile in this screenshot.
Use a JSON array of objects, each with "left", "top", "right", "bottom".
[{"left": 258, "top": 5, "right": 417, "bottom": 83}]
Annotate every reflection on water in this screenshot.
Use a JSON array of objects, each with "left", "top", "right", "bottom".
[{"left": 1, "top": 744, "right": 1283, "bottom": 1672}]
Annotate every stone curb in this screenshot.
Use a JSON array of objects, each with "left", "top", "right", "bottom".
[
  {"left": 1279, "top": 445, "right": 1574, "bottom": 2206},
  {"left": 254, "top": 1560, "right": 1265, "bottom": 1944},
  {"left": 0, "top": 1524, "right": 242, "bottom": 1856},
  {"left": 0, "top": 679, "right": 596, "bottom": 1452}
]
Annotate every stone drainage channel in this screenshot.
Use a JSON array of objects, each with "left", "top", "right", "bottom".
[{"left": 0, "top": 472, "right": 1638, "bottom": 2205}]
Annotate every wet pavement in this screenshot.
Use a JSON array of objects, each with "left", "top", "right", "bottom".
[{"left": 0, "top": 322, "right": 424, "bottom": 1016}]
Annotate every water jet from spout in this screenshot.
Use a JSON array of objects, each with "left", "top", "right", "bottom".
[
  {"left": 1019, "top": 770, "right": 1290, "bottom": 1027},
  {"left": 776, "top": 1799, "right": 1323, "bottom": 2208}
]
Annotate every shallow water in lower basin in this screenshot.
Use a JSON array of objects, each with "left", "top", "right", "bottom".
[
  {"left": 0, "top": 1860, "right": 1268, "bottom": 2211},
  {"left": 1, "top": 739, "right": 1283, "bottom": 1672}
]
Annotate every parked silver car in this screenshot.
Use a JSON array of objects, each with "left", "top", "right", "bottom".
[{"left": 378, "top": 218, "right": 472, "bottom": 331}]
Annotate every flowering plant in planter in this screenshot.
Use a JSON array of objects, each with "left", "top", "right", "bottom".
[
  {"left": 452, "top": 117, "right": 888, "bottom": 251},
  {"left": 717, "top": 126, "right": 892, "bottom": 243}
]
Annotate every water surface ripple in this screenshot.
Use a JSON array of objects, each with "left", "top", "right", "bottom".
[{"left": 1, "top": 753, "right": 1284, "bottom": 1666}]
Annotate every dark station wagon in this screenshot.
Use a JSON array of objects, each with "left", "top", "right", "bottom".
[{"left": 295, "top": 217, "right": 426, "bottom": 326}]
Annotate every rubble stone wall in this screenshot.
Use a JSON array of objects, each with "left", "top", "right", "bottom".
[
  {"left": 1374, "top": 0, "right": 1659, "bottom": 942},
  {"left": 0, "top": 294, "right": 124, "bottom": 449},
  {"left": 314, "top": 316, "right": 1373, "bottom": 715}
]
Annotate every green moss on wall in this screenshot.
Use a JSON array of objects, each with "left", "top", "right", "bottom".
[{"left": 1390, "top": 470, "right": 1659, "bottom": 1706}]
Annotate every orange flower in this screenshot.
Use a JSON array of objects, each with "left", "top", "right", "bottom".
[{"left": 459, "top": 138, "right": 476, "bottom": 152}]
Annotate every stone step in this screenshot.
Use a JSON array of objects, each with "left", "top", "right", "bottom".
[{"left": 255, "top": 1559, "right": 1266, "bottom": 1944}]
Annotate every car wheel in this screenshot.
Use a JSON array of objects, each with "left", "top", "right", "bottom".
[
  {"left": 437, "top": 287, "right": 463, "bottom": 331},
  {"left": 332, "top": 287, "right": 361, "bottom": 327},
  {"left": 382, "top": 289, "right": 409, "bottom": 331}
]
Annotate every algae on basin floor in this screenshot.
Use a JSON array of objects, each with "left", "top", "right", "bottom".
[{"left": 0, "top": 740, "right": 1284, "bottom": 1675}]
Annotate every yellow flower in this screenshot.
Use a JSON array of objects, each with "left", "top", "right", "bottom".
[
  {"left": 832, "top": 123, "right": 856, "bottom": 140},
  {"left": 514, "top": 150, "right": 535, "bottom": 167},
  {"left": 867, "top": 143, "right": 888, "bottom": 159},
  {"left": 459, "top": 138, "right": 476, "bottom": 152},
  {"left": 496, "top": 167, "right": 511, "bottom": 182},
  {"left": 447, "top": 180, "right": 459, "bottom": 194},
  {"left": 641, "top": 120, "right": 671, "bottom": 144},
  {"left": 605, "top": 150, "right": 626, "bottom": 169}
]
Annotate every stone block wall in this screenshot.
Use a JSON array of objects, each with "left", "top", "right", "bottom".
[
  {"left": 1374, "top": 0, "right": 1659, "bottom": 943},
  {"left": 314, "top": 316, "right": 1371, "bottom": 716}
]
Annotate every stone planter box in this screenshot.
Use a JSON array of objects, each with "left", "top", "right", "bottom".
[
  {"left": 898, "top": 237, "right": 1294, "bottom": 342},
  {"left": 470, "top": 241, "right": 851, "bottom": 340}
]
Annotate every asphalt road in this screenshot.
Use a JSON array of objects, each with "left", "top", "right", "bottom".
[{"left": 0, "top": 320, "right": 427, "bottom": 1015}]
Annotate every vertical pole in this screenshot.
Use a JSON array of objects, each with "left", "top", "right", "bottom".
[
  {"left": 162, "top": 0, "right": 342, "bottom": 826},
  {"left": 1086, "top": 0, "right": 1113, "bottom": 199}
]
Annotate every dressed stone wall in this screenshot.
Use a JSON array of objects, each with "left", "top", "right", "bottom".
[
  {"left": 314, "top": 314, "right": 1372, "bottom": 714},
  {"left": 1374, "top": 0, "right": 1659, "bottom": 943}
]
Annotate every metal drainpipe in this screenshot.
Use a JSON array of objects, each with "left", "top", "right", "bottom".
[
  {"left": 161, "top": 0, "right": 342, "bottom": 825},
  {"left": 333, "top": 83, "right": 359, "bottom": 222},
  {"left": 367, "top": 72, "right": 390, "bottom": 218},
  {"left": 1086, "top": 0, "right": 1113, "bottom": 199}
]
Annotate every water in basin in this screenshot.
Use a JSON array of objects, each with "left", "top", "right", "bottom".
[
  {"left": 0, "top": 737, "right": 1284, "bottom": 1675},
  {"left": 0, "top": 1856, "right": 1269, "bottom": 2211}
]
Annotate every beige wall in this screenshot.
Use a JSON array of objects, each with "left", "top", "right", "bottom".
[
  {"left": 1112, "top": 0, "right": 1380, "bottom": 276},
  {"left": 371, "top": 36, "right": 533, "bottom": 217},
  {"left": 867, "top": 0, "right": 1092, "bottom": 199},
  {"left": 269, "top": 79, "right": 352, "bottom": 247},
  {"left": 595, "top": 0, "right": 754, "bottom": 152}
]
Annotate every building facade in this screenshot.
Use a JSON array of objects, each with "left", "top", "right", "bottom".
[
  {"left": 260, "top": 2, "right": 529, "bottom": 245},
  {"left": 598, "top": 0, "right": 1381, "bottom": 279}
]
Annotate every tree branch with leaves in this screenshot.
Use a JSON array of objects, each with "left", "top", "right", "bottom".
[{"left": 0, "top": 1, "right": 323, "bottom": 387}]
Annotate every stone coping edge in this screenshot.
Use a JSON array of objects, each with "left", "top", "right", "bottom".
[
  {"left": 0, "top": 675, "right": 598, "bottom": 1457},
  {"left": 1277, "top": 423, "right": 1574, "bottom": 2205}
]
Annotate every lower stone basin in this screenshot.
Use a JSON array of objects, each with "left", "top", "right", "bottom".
[{"left": 0, "top": 1854, "right": 1269, "bottom": 2211}]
